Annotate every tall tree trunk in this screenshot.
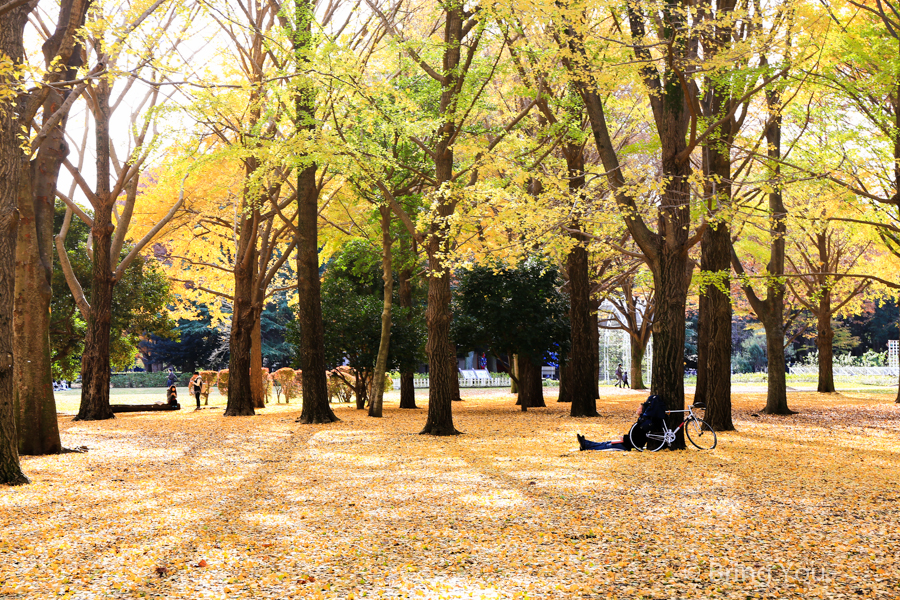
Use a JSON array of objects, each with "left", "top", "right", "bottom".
[
  {"left": 816, "top": 302, "right": 836, "bottom": 393},
  {"left": 701, "top": 220, "right": 734, "bottom": 430},
  {"left": 76, "top": 79, "right": 115, "bottom": 422},
  {"left": 509, "top": 354, "right": 518, "bottom": 394},
  {"left": 695, "top": 291, "right": 708, "bottom": 408},
  {"left": 398, "top": 255, "right": 417, "bottom": 409},
  {"left": 293, "top": 0, "right": 336, "bottom": 425},
  {"left": 419, "top": 3, "right": 465, "bottom": 435},
  {"left": 557, "top": 362, "right": 571, "bottom": 402},
  {"left": 0, "top": 5, "right": 30, "bottom": 485},
  {"left": 14, "top": 0, "right": 88, "bottom": 451},
  {"left": 763, "top": 314, "right": 790, "bottom": 413},
  {"left": 14, "top": 159, "right": 60, "bottom": 453},
  {"left": 567, "top": 230, "right": 598, "bottom": 417},
  {"left": 225, "top": 205, "right": 258, "bottom": 417},
  {"left": 516, "top": 356, "right": 545, "bottom": 410},
  {"left": 251, "top": 316, "right": 265, "bottom": 408},
  {"left": 355, "top": 373, "right": 368, "bottom": 409},
  {"left": 369, "top": 207, "right": 393, "bottom": 418},
  {"left": 630, "top": 336, "right": 647, "bottom": 390},
  {"left": 590, "top": 303, "right": 600, "bottom": 398},
  {"left": 421, "top": 246, "right": 458, "bottom": 434}
]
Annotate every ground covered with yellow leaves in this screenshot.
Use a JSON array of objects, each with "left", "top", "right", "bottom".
[{"left": 2, "top": 388, "right": 899, "bottom": 599}]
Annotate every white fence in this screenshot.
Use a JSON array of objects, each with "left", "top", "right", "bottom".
[
  {"left": 393, "top": 377, "right": 512, "bottom": 390},
  {"left": 788, "top": 366, "right": 899, "bottom": 377}
]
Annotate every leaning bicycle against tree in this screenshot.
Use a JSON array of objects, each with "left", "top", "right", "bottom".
[
  {"left": 577, "top": 395, "right": 716, "bottom": 452},
  {"left": 629, "top": 403, "right": 717, "bottom": 452}
]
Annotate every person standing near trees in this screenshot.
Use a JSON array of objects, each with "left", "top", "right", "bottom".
[
  {"left": 188, "top": 372, "right": 202, "bottom": 410},
  {"left": 615, "top": 364, "right": 624, "bottom": 388},
  {"left": 166, "top": 369, "right": 177, "bottom": 389}
]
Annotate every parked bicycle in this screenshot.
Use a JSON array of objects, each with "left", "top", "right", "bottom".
[{"left": 629, "top": 404, "right": 717, "bottom": 451}]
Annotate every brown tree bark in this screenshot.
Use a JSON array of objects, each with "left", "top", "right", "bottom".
[
  {"left": 565, "top": 138, "right": 598, "bottom": 416},
  {"left": 509, "top": 354, "right": 518, "bottom": 394},
  {"left": 296, "top": 163, "right": 335, "bottom": 423},
  {"left": 567, "top": 233, "right": 598, "bottom": 417},
  {"left": 398, "top": 254, "right": 417, "bottom": 409},
  {"left": 557, "top": 362, "right": 571, "bottom": 402},
  {"left": 590, "top": 302, "right": 600, "bottom": 398},
  {"left": 75, "top": 78, "right": 116, "bottom": 422},
  {"left": 629, "top": 338, "right": 647, "bottom": 390},
  {"left": 731, "top": 84, "right": 793, "bottom": 415},
  {"left": 251, "top": 315, "right": 265, "bottom": 408},
  {"left": 225, "top": 159, "right": 260, "bottom": 417},
  {"left": 564, "top": 16, "right": 694, "bottom": 444},
  {"left": 13, "top": 0, "right": 87, "bottom": 452},
  {"left": 0, "top": 4, "right": 31, "bottom": 485},
  {"left": 292, "top": 0, "right": 335, "bottom": 425},
  {"left": 695, "top": 4, "right": 737, "bottom": 430},
  {"left": 14, "top": 158, "right": 60, "bottom": 454},
  {"left": 419, "top": 5, "right": 465, "bottom": 436},
  {"left": 816, "top": 292, "right": 836, "bottom": 394},
  {"left": 516, "top": 356, "right": 545, "bottom": 410},
  {"left": 370, "top": 206, "right": 393, "bottom": 418}
]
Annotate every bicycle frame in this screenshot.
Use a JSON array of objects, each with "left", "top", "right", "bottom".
[{"left": 656, "top": 407, "right": 701, "bottom": 446}]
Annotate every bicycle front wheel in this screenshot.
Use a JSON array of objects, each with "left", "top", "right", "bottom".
[
  {"left": 629, "top": 423, "right": 666, "bottom": 452},
  {"left": 685, "top": 418, "right": 717, "bottom": 450}
]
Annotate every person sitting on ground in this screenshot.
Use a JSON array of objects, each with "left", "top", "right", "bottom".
[
  {"left": 166, "top": 385, "right": 180, "bottom": 408},
  {"left": 576, "top": 395, "right": 666, "bottom": 451}
]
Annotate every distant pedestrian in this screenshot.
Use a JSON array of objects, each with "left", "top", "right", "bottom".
[
  {"left": 614, "top": 364, "right": 624, "bottom": 388},
  {"left": 622, "top": 370, "right": 629, "bottom": 389},
  {"left": 166, "top": 368, "right": 177, "bottom": 388},
  {"left": 188, "top": 371, "right": 202, "bottom": 409}
]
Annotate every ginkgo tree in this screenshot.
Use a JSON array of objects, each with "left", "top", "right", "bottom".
[{"left": 52, "top": 0, "right": 195, "bottom": 421}]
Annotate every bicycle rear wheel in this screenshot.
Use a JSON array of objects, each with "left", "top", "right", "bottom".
[
  {"left": 629, "top": 423, "right": 666, "bottom": 452},
  {"left": 685, "top": 418, "right": 717, "bottom": 450}
]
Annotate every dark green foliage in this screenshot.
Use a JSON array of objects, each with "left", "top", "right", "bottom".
[
  {"left": 451, "top": 261, "right": 570, "bottom": 368},
  {"left": 51, "top": 203, "right": 176, "bottom": 380},
  {"left": 287, "top": 259, "right": 426, "bottom": 381},
  {"left": 142, "top": 304, "right": 225, "bottom": 372},
  {"left": 109, "top": 372, "right": 193, "bottom": 388}
]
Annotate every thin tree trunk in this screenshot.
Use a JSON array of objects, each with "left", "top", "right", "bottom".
[
  {"left": 398, "top": 253, "right": 417, "bottom": 409},
  {"left": 0, "top": 5, "right": 30, "bottom": 485},
  {"left": 250, "top": 315, "right": 265, "bottom": 408},
  {"left": 630, "top": 337, "right": 647, "bottom": 390},
  {"left": 517, "top": 356, "right": 545, "bottom": 410},
  {"left": 355, "top": 373, "right": 368, "bottom": 409},
  {"left": 590, "top": 301, "right": 600, "bottom": 398},
  {"left": 509, "top": 354, "right": 518, "bottom": 394},
  {"left": 763, "top": 315, "right": 791, "bottom": 413},
  {"left": 557, "top": 362, "right": 571, "bottom": 402},
  {"left": 695, "top": 291, "right": 708, "bottom": 408},
  {"left": 76, "top": 78, "right": 115, "bottom": 422},
  {"left": 816, "top": 292, "right": 836, "bottom": 394},
  {"left": 370, "top": 206, "right": 393, "bottom": 418}
]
